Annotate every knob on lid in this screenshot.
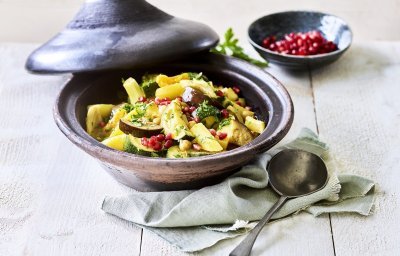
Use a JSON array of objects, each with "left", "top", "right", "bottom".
[{"left": 26, "top": 0, "right": 219, "bottom": 74}]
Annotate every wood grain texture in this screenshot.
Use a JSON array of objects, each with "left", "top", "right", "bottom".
[
  {"left": 1, "top": 0, "right": 400, "bottom": 43},
  {"left": 1, "top": 41, "right": 398, "bottom": 255},
  {"left": 312, "top": 42, "right": 400, "bottom": 256},
  {"left": 0, "top": 43, "right": 142, "bottom": 256},
  {"left": 140, "top": 65, "right": 335, "bottom": 256}
]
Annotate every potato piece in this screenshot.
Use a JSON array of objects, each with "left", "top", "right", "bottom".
[
  {"left": 123, "top": 78, "right": 145, "bottom": 104},
  {"left": 161, "top": 100, "right": 193, "bottom": 140},
  {"left": 86, "top": 104, "right": 114, "bottom": 135},
  {"left": 216, "top": 136, "right": 229, "bottom": 150},
  {"left": 109, "top": 126, "right": 125, "bottom": 137},
  {"left": 101, "top": 134, "right": 127, "bottom": 151},
  {"left": 227, "top": 105, "right": 243, "bottom": 123},
  {"left": 245, "top": 116, "right": 266, "bottom": 134},
  {"left": 155, "top": 83, "right": 185, "bottom": 99},
  {"left": 104, "top": 108, "right": 127, "bottom": 131},
  {"left": 190, "top": 123, "right": 223, "bottom": 152},
  {"left": 202, "top": 116, "right": 218, "bottom": 129},
  {"left": 219, "top": 120, "right": 253, "bottom": 146},
  {"left": 156, "top": 73, "right": 190, "bottom": 87},
  {"left": 222, "top": 87, "right": 238, "bottom": 101}
]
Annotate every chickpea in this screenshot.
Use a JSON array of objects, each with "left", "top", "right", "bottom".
[
  {"left": 179, "top": 140, "right": 192, "bottom": 151},
  {"left": 153, "top": 117, "right": 161, "bottom": 124}
]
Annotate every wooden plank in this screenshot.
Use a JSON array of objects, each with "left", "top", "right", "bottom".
[
  {"left": 312, "top": 42, "right": 400, "bottom": 255},
  {"left": 2, "top": 0, "right": 400, "bottom": 43},
  {"left": 0, "top": 43, "right": 142, "bottom": 256},
  {"left": 140, "top": 65, "right": 335, "bottom": 255}
]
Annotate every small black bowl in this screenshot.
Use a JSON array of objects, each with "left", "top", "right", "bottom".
[{"left": 248, "top": 11, "right": 352, "bottom": 70}]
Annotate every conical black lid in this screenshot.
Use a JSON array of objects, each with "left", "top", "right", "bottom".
[{"left": 26, "top": 0, "right": 219, "bottom": 74}]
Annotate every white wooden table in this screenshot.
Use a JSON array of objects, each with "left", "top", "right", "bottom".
[{"left": 1, "top": 35, "right": 399, "bottom": 256}]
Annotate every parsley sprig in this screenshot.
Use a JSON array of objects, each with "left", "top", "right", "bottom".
[{"left": 211, "top": 28, "right": 268, "bottom": 68}]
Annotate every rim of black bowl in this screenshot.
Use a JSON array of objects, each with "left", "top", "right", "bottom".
[
  {"left": 53, "top": 54, "right": 294, "bottom": 165},
  {"left": 248, "top": 10, "right": 353, "bottom": 60}
]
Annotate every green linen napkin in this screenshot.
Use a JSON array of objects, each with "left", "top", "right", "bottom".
[{"left": 102, "top": 128, "right": 375, "bottom": 252}]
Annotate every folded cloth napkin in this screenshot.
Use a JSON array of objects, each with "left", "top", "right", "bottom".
[{"left": 102, "top": 128, "right": 375, "bottom": 252}]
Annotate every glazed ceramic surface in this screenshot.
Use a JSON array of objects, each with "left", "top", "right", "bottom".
[
  {"left": 25, "top": 0, "right": 219, "bottom": 74},
  {"left": 54, "top": 53, "right": 293, "bottom": 191},
  {"left": 248, "top": 11, "right": 352, "bottom": 70}
]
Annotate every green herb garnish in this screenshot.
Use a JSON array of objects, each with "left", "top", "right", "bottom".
[
  {"left": 141, "top": 74, "right": 159, "bottom": 97},
  {"left": 196, "top": 100, "right": 220, "bottom": 120},
  {"left": 122, "top": 103, "right": 134, "bottom": 113},
  {"left": 188, "top": 72, "right": 209, "bottom": 81},
  {"left": 218, "top": 118, "right": 231, "bottom": 129},
  {"left": 211, "top": 28, "right": 268, "bottom": 68}
]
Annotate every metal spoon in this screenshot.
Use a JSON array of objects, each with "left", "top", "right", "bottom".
[{"left": 230, "top": 149, "right": 329, "bottom": 256}]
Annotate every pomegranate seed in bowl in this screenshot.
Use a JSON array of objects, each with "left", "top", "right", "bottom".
[{"left": 261, "top": 31, "right": 338, "bottom": 56}]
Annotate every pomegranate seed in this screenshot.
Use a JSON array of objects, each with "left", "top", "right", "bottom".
[
  {"left": 138, "top": 96, "right": 147, "bottom": 102},
  {"left": 141, "top": 137, "right": 148, "bottom": 146},
  {"left": 163, "top": 97, "right": 170, "bottom": 102},
  {"left": 153, "top": 141, "right": 162, "bottom": 151},
  {"left": 163, "top": 139, "right": 173, "bottom": 149},
  {"left": 155, "top": 98, "right": 161, "bottom": 105},
  {"left": 99, "top": 121, "right": 106, "bottom": 127},
  {"left": 194, "top": 117, "right": 201, "bottom": 123},
  {"left": 232, "top": 86, "right": 240, "bottom": 94},
  {"left": 209, "top": 129, "right": 217, "bottom": 136},
  {"left": 156, "top": 134, "right": 165, "bottom": 142},
  {"left": 221, "top": 109, "right": 229, "bottom": 118},
  {"left": 183, "top": 106, "right": 190, "bottom": 113},
  {"left": 261, "top": 31, "right": 338, "bottom": 56},
  {"left": 148, "top": 137, "right": 156, "bottom": 147},
  {"left": 160, "top": 101, "right": 171, "bottom": 106},
  {"left": 189, "top": 106, "right": 196, "bottom": 113},
  {"left": 216, "top": 90, "right": 224, "bottom": 97},
  {"left": 218, "top": 132, "right": 228, "bottom": 140},
  {"left": 192, "top": 144, "right": 201, "bottom": 151},
  {"left": 165, "top": 133, "right": 173, "bottom": 140},
  {"left": 235, "top": 101, "right": 242, "bottom": 106},
  {"left": 269, "top": 43, "right": 276, "bottom": 50}
]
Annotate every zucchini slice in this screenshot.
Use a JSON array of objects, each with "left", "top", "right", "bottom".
[{"left": 119, "top": 119, "right": 162, "bottom": 137}]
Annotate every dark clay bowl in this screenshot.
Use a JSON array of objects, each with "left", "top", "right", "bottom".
[
  {"left": 54, "top": 53, "right": 293, "bottom": 191},
  {"left": 248, "top": 11, "right": 352, "bottom": 70}
]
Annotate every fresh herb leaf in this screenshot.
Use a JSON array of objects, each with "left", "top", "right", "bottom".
[
  {"left": 141, "top": 74, "right": 159, "bottom": 97},
  {"left": 211, "top": 28, "right": 268, "bottom": 68},
  {"left": 122, "top": 103, "right": 134, "bottom": 113},
  {"left": 188, "top": 72, "right": 209, "bottom": 81},
  {"left": 218, "top": 118, "right": 231, "bottom": 129},
  {"left": 196, "top": 100, "right": 221, "bottom": 120}
]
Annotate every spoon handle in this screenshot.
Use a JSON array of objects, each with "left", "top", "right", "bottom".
[{"left": 229, "top": 196, "right": 288, "bottom": 256}]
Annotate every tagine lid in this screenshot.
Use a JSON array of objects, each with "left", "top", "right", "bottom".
[{"left": 25, "top": 0, "right": 219, "bottom": 74}]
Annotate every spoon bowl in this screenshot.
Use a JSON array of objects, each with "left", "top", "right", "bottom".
[
  {"left": 268, "top": 149, "right": 328, "bottom": 197},
  {"left": 230, "top": 149, "right": 329, "bottom": 256}
]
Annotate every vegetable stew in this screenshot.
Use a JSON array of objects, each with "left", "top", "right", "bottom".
[{"left": 86, "top": 72, "right": 266, "bottom": 158}]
